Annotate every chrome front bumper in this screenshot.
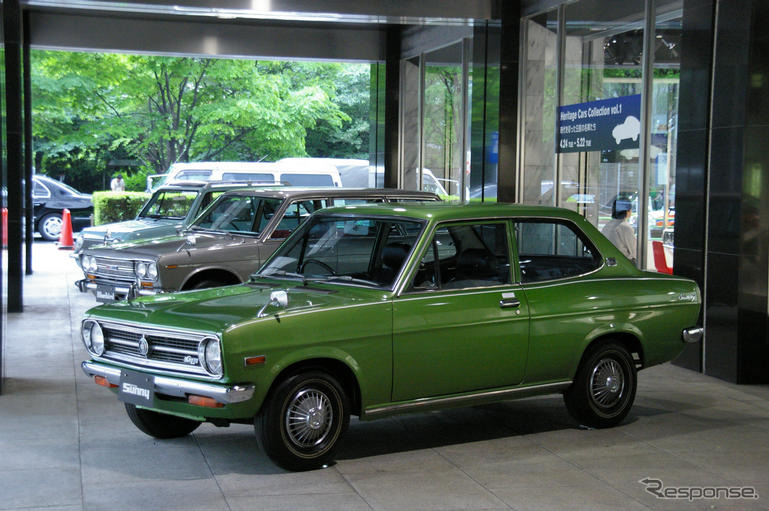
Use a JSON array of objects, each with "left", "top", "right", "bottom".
[
  {"left": 682, "top": 326, "right": 704, "bottom": 343},
  {"left": 75, "top": 279, "right": 158, "bottom": 301},
  {"left": 81, "top": 361, "right": 255, "bottom": 404}
]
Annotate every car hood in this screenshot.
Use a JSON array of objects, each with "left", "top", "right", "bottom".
[
  {"left": 86, "top": 281, "right": 381, "bottom": 333},
  {"left": 86, "top": 230, "right": 239, "bottom": 260},
  {"left": 81, "top": 218, "right": 180, "bottom": 242}
]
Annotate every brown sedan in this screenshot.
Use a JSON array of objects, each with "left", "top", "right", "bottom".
[{"left": 76, "top": 187, "right": 439, "bottom": 302}]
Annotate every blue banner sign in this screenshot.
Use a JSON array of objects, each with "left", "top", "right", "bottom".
[{"left": 557, "top": 94, "right": 641, "bottom": 153}]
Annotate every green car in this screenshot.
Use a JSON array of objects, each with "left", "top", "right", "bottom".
[{"left": 81, "top": 203, "right": 702, "bottom": 470}]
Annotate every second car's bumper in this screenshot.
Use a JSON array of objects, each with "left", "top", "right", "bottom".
[
  {"left": 76, "top": 278, "right": 159, "bottom": 302},
  {"left": 81, "top": 361, "right": 255, "bottom": 405}
]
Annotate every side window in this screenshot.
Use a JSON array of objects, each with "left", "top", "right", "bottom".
[
  {"left": 514, "top": 220, "right": 601, "bottom": 283},
  {"left": 332, "top": 198, "right": 383, "bottom": 207},
  {"left": 176, "top": 170, "right": 212, "bottom": 181},
  {"left": 410, "top": 222, "right": 510, "bottom": 291},
  {"left": 271, "top": 199, "right": 332, "bottom": 239},
  {"left": 33, "top": 180, "right": 50, "bottom": 199}
]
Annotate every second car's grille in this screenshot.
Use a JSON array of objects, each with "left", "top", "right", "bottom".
[
  {"left": 91, "top": 257, "right": 135, "bottom": 280},
  {"left": 98, "top": 321, "right": 211, "bottom": 377}
]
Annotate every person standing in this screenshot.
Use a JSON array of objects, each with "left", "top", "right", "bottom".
[
  {"left": 602, "top": 198, "right": 636, "bottom": 264},
  {"left": 110, "top": 174, "right": 125, "bottom": 192}
]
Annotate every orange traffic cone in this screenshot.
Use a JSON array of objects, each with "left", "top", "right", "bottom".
[
  {"left": 58, "top": 208, "right": 74, "bottom": 250},
  {"left": 1, "top": 207, "right": 7, "bottom": 248}
]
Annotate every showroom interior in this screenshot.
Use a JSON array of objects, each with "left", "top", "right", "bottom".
[{"left": 1, "top": 0, "right": 767, "bottom": 396}]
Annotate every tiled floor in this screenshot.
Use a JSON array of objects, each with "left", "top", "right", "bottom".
[{"left": 2, "top": 243, "right": 768, "bottom": 510}]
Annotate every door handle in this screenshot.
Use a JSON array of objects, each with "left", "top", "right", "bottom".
[{"left": 499, "top": 298, "right": 520, "bottom": 309}]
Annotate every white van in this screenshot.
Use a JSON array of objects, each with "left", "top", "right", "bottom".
[{"left": 151, "top": 160, "right": 343, "bottom": 190}]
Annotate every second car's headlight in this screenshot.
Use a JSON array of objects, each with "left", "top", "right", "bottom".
[
  {"left": 135, "top": 261, "right": 158, "bottom": 281},
  {"left": 198, "top": 337, "right": 223, "bottom": 377},
  {"left": 81, "top": 320, "right": 105, "bottom": 356},
  {"left": 82, "top": 255, "right": 97, "bottom": 273},
  {"left": 74, "top": 234, "right": 84, "bottom": 252}
]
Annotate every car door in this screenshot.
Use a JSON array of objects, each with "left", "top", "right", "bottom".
[
  {"left": 391, "top": 220, "right": 530, "bottom": 401},
  {"left": 512, "top": 218, "right": 605, "bottom": 383}
]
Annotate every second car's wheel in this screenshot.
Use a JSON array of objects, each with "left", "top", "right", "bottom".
[
  {"left": 563, "top": 342, "right": 637, "bottom": 429},
  {"left": 255, "top": 370, "right": 349, "bottom": 471},
  {"left": 38, "top": 213, "right": 63, "bottom": 241},
  {"left": 125, "top": 403, "right": 201, "bottom": 439},
  {"left": 189, "top": 279, "right": 226, "bottom": 290}
]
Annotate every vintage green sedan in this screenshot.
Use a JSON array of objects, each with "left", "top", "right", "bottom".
[{"left": 81, "top": 202, "right": 702, "bottom": 470}]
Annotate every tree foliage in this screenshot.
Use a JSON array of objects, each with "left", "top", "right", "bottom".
[{"left": 32, "top": 51, "right": 369, "bottom": 191}]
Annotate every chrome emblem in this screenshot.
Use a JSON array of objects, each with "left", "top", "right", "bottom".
[{"left": 138, "top": 336, "right": 150, "bottom": 358}]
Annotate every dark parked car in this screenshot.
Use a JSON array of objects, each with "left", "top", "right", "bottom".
[{"left": 33, "top": 175, "right": 93, "bottom": 240}]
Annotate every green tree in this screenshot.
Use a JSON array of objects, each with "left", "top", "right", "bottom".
[{"left": 32, "top": 51, "right": 362, "bottom": 191}]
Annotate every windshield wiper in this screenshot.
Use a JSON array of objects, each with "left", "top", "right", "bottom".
[{"left": 258, "top": 270, "right": 305, "bottom": 280}]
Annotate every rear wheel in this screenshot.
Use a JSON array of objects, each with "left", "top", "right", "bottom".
[
  {"left": 564, "top": 342, "right": 636, "bottom": 428},
  {"left": 125, "top": 403, "right": 201, "bottom": 439},
  {"left": 38, "top": 213, "right": 63, "bottom": 241},
  {"left": 255, "top": 371, "right": 349, "bottom": 471}
]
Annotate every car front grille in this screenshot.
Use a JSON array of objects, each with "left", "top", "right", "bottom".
[
  {"left": 91, "top": 256, "right": 135, "bottom": 280},
  {"left": 98, "top": 321, "right": 213, "bottom": 377}
]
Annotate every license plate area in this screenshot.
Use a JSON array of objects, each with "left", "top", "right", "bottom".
[
  {"left": 95, "top": 285, "right": 117, "bottom": 302},
  {"left": 118, "top": 369, "right": 155, "bottom": 407}
]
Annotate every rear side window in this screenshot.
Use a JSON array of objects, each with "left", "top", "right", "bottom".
[
  {"left": 176, "top": 170, "right": 212, "bottom": 181},
  {"left": 514, "top": 220, "right": 601, "bottom": 283},
  {"left": 221, "top": 172, "right": 274, "bottom": 182},
  {"left": 280, "top": 174, "right": 334, "bottom": 187}
]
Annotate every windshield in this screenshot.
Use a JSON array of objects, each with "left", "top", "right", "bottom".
[
  {"left": 140, "top": 190, "right": 200, "bottom": 219},
  {"left": 258, "top": 215, "right": 424, "bottom": 288},
  {"left": 193, "top": 194, "right": 282, "bottom": 235}
]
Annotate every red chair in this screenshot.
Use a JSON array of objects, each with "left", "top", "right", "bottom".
[{"left": 652, "top": 240, "right": 672, "bottom": 274}]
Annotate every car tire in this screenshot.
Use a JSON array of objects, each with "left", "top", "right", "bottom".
[
  {"left": 125, "top": 403, "right": 201, "bottom": 439},
  {"left": 38, "top": 213, "right": 63, "bottom": 241},
  {"left": 189, "top": 279, "right": 226, "bottom": 290},
  {"left": 563, "top": 342, "right": 637, "bottom": 429},
  {"left": 255, "top": 370, "right": 349, "bottom": 471}
]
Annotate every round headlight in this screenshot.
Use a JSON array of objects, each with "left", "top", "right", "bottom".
[
  {"left": 82, "top": 320, "right": 104, "bottom": 356},
  {"left": 136, "top": 262, "right": 147, "bottom": 279},
  {"left": 147, "top": 262, "right": 158, "bottom": 280},
  {"left": 88, "top": 256, "right": 98, "bottom": 273},
  {"left": 91, "top": 322, "right": 105, "bottom": 356},
  {"left": 81, "top": 320, "right": 93, "bottom": 349},
  {"left": 74, "top": 234, "right": 84, "bottom": 252},
  {"left": 198, "top": 337, "right": 222, "bottom": 376}
]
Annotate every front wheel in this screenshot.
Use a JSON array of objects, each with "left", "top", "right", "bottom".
[
  {"left": 564, "top": 342, "right": 637, "bottom": 428},
  {"left": 255, "top": 371, "right": 349, "bottom": 471},
  {"left": 125, "top": 403, "right": 201, "bottom": 439}
]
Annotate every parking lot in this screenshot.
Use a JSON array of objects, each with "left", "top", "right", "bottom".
[{"left": 2, "top": 242, "right": 769, "bottom": 510}]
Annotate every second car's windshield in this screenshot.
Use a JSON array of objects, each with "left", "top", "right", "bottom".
[
  {"left": 140, "top": 190, "right": 200, "bottom": 219},
  {"left": 258, "top": 215, "right": 424, "bottom": 288},
  {"left": 193, "top": 195, "right": 282, "bottom": 235}
]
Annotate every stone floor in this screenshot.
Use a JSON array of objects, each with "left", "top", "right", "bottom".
[{"left": 1, "top": 242, "right": 768, "bottom": 511}]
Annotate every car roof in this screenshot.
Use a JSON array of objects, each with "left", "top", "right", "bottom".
[
  {"left": 313, "top": 201, "right": 590, "bottom": 223},
  {"left": 221, "top": 187, "right": 440, "bottom": 201}
]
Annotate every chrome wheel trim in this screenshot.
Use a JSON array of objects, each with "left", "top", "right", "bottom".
[
  {"left": 284, "top": 388, "right": 334, "bottom": 449},
  {"left": 42, "top": 215, "right": 63, "bottom": 238},
  {"left": 589, "top": 358, "right": 625, "bottom": 409}
]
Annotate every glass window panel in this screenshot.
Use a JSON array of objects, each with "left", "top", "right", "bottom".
[{"left": 521, "top": 10, "right": 559, "bottom": 207}]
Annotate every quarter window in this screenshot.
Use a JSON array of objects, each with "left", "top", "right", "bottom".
[
  {"left": 514, "top": 220, "right": 601, "bottom": 283},
  {"left": 410, "top": 222, "right": 511, "bottom": 291}
]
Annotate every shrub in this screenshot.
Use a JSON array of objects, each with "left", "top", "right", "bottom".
[{"left": 93, "top": 191, "right": 150, "bottom": 225}]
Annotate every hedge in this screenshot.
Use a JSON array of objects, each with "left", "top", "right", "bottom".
[{"left": 93, "top": 191, "right": 151, "bottom": 225}]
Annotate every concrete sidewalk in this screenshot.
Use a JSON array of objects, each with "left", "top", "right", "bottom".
[{"left": 1, "top": 242, "right": 768, "bottom": 510}]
